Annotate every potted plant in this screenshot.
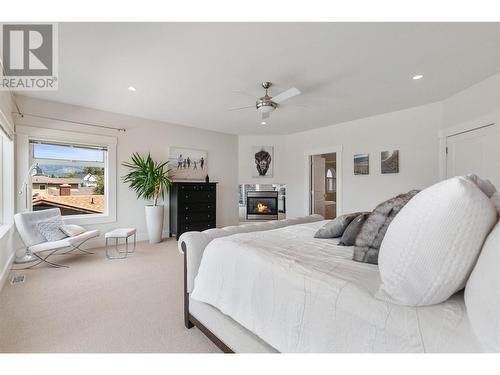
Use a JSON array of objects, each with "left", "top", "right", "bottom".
[{"left": 122, "top": 153, "right": 172, "bottom": 243}]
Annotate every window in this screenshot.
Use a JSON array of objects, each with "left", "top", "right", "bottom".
[
  {"left": 0, "top": 135, "right": 3, "bottom": 224},
  {"left": 30, "top": 140, "right": 107, "bottom": 216},
  {"left": 326, "top": 168, "right": 336, "bottom": 193},
  {"left": 0, "top": 130, "right": 14, "bottom": 229}
]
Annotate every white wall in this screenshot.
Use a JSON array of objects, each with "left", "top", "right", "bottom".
[
  {"left": 284, "top": 102, "right": 443, "bottom": 217},
  {"left": 442, "top": 73, "right": 500, "bottom": 130},
  {"left": 14, "top": 96, "right": 239, "bottom": 245},
  {"left": 238, "top": 135, "right": 286, "bottom": 184}
]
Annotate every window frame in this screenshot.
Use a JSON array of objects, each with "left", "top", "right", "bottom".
[
  {"left": 0, "top": 130, "right": 14, "bottom": 235},
  {"left": 0, "top": 135, "right": 3, "bottom": 224},
  {"left": 326, "top": 168, "right": 336, "bottom": 193},
  {"left": 16, "top": 126, "right": 117, "bottom": 225}
]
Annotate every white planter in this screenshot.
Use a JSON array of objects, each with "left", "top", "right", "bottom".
[{"left": 145, "top": 205, "right": 164, "bottom": 243}]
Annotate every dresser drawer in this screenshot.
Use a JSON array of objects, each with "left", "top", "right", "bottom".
[
  {"left": 179, "top": 184, "right": 216, "bottom": 192},
  {"left": 181, "top": 202, "right": 215, "bottom": 213},
  {"left": 180, "top": 212, "right": 215, "bottom": 223},
  {"left": 180, "top": 191, "right": 216, "bottom": 202},
  {"left": 180, "top": 221, "right": 216, "bottom": 232}
]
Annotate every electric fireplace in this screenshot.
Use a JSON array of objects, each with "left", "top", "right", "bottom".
[{"left": 246, "top": 191, "right": 278, "bottom": 220}]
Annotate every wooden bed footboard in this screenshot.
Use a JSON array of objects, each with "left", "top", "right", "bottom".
[{"left": 182, "top": 241, "right": 234, "bottom": 353}]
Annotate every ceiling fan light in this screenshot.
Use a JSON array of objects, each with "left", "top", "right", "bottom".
[
  {"left": 257, "top": 105, "right": 274, "bottom": 113},
  {"left": 261, "top": 121, "right": 267, "bottom": 125}
]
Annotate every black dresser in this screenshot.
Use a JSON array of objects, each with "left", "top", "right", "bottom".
[{"left": 169, "top": 182, "right": 217, "bottom": 240}]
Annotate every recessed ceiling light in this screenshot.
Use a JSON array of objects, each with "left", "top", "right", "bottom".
[
  {"left": 261, "top": 121, "right": 267, "bottom": 125},
  {"left": 412, "top": 74, "right": 423, "bottom": 80},
  {"left": 128, "top": 86, "right": 137, "bottom": 92}
]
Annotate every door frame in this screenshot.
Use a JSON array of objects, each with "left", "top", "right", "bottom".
[
  {"left": 438, "top": 113, "right": 499, "bottom": 181},
  {"left": 305, "top": 145, "right": 343, "bottom": 217}
]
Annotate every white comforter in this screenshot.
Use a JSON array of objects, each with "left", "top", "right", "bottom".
[{"left": 191, "top": 221, "right": 481, "bottom": 352}]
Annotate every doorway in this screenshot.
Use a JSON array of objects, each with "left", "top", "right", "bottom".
[
  {"left": 445, "top": 123, "right": 499, "bottom": 187},
  {"left": 310, "top": 152, "right": 337, "bottom": 219}
]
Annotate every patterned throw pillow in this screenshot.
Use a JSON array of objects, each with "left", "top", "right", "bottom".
[
  {"left": 60, "top": 224, "right": 86, "bottom": 237},
  {"left": 36, "top": 217, "right": 68, "bottom": 242},
  {"left": 353, "top": 190, "right": 419, "bottom": 265},
  {"left": 314, "top": 212, "right": 360, "bottom": 239},
  {"left": 338, "top": 212, "right": 370, "bottom": 246}
]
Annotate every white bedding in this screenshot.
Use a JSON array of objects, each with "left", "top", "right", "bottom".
[{"left": 191, "top": 220, "right": 482, "bottom": 352}]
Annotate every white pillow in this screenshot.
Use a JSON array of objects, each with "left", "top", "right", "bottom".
[
  {"left": 464, "top": 221, "right": 500, "bottom": 352},
  {"left": 376, "top": 176, "right": 497, "bottom": 306},
  {"left": 36, "top": 217, "right": 67, "bottom": 242},
  {"left": 60, "top": 224, "right": 86, "bottom": 237},
  {"left": 464, "top": 174, "right": 497, "bottom": 198}
]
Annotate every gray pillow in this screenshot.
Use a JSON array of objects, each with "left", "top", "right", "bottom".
[
  {"left": 314, "top": 213, "right": 360, "bottom": 239},
  {"left": 338, "top": 212, "right": 370, "bottom": 246},
  {"left": 36, "top": 216, "right": 68, "bottom": 242},
  {"left": 353, "top": 190, "right": 419, "bottom": 265}
]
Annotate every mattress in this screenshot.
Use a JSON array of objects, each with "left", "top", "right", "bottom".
[{"left": 191, "top": 220, "right": 482, "bottom": 352}]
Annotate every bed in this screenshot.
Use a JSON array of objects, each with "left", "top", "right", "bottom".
[{"left": 179, "top": 216, "right": 482, "bottom": 353}]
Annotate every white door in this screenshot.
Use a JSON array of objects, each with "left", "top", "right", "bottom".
[
  {"left": 446, "top": 124, "right": 499, "bottom": 188},
  {"left": 311, "top": 155, "right": 326, "bottom": 217}
]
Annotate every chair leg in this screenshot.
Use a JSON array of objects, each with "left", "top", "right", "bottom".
[
  {"left": 59, "top": 238, "right": 95, "bottom": 255},
  {"left": 33, "top": 253, "right": 69, "bottom": 268},
  {"left": 12, "top": 259, "right": 44, "bottom": 270},
  {"left": 72, "top": 245, "right": 94, "bottom": 255}
]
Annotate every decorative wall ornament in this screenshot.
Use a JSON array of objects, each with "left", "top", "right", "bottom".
[
  {"left": 381, "top": 150, "right": 399, "bottom": 174},
  {"left": 252, "top": 146, "right": 274, "bottom": 177},
  {"left": 168, "top": 147, "right": 208, "bottom": 180},
  {"left": 354, "top": 153, "right": 369, "bottom": 175}
]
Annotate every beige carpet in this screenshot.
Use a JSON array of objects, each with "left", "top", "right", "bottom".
[{"left": 0, "top": 239, "right": 220, "bottom": 353}]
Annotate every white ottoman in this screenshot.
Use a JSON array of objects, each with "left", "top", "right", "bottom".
[{"left": 105, "top": 228, "right": 136, "bottom": 259}]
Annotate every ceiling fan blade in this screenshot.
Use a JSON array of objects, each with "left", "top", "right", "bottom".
[
  {"left": 272, "top": 87, "right": 301, "bottom": 103},
  {"left": 227, "top": 105, "right": 255, "bottom": 111}
]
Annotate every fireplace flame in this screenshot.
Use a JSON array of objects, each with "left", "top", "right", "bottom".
[{"left": 257, "top": 202, "right": 269, "bottom": 213}]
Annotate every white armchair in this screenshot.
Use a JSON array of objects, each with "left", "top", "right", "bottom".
[{"left": 14, "top": 208, "right": 100, "bottom": 268}]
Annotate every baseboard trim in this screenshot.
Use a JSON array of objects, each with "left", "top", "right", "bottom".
[{"left": 0, "top": 251, "right": 16, "bottom": 293}]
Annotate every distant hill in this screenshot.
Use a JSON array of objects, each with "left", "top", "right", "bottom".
[{"left": 34, "top": 164, "right": 85, "bottom": 178}]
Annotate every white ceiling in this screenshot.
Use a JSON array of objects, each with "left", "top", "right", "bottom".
[{"left": 22, "top": 23, "right": 500, "bottom": 135}]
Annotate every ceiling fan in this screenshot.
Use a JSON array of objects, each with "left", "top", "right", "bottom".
[{"left": 229, "top": 82, "right": 301, "bottom": 125}]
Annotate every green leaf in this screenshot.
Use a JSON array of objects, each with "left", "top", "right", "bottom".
[{"left": 121, "top": 153, "right": 172, "bottom": 205}]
